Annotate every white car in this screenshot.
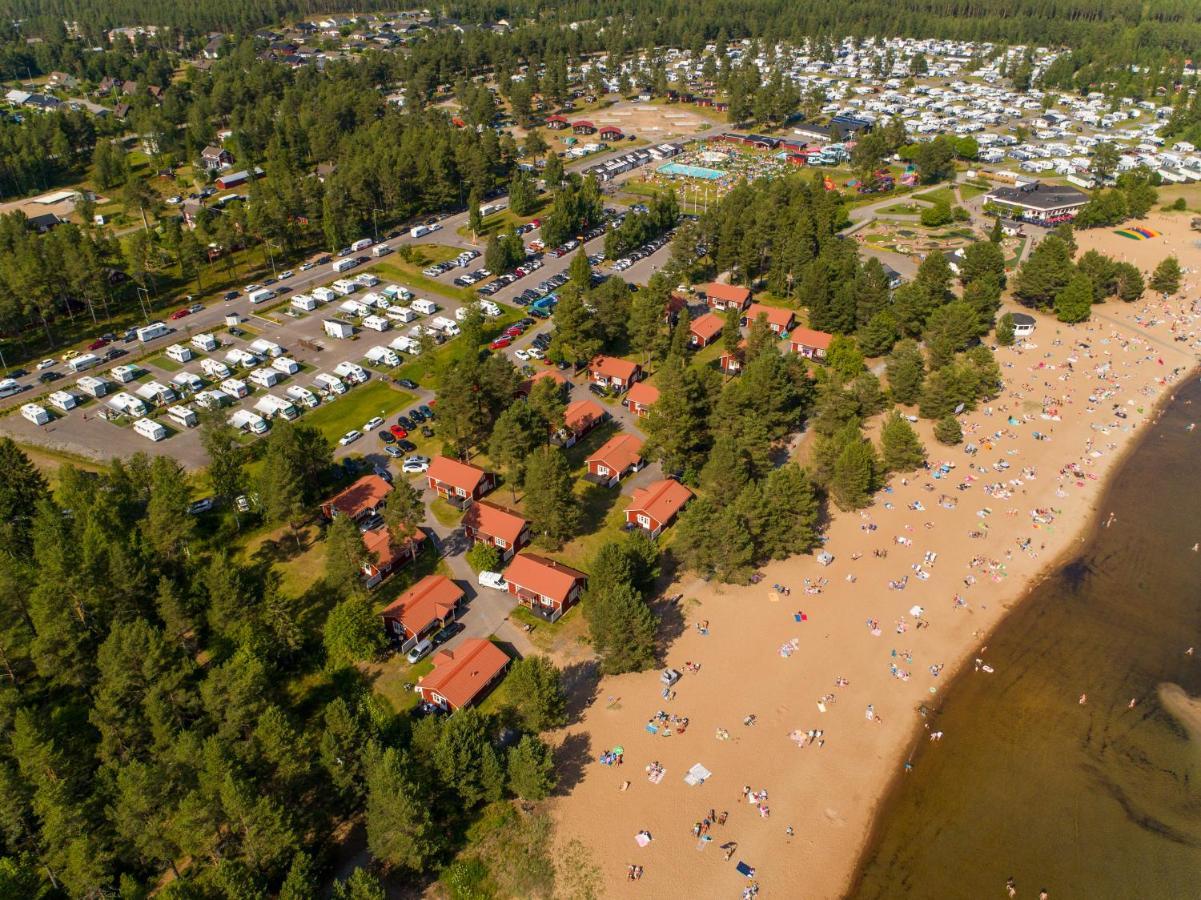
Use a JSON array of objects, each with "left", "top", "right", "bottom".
[
  {"left": 339, "top": 430, "right": 362, "bottom": 446},
  {"left": 514, "top": 349, "right": 531, "bottom": 361},
  {"left": 478, "top": 571, "right": 508, "bottom": 591},
  {"left": 300, "top": 262, "right": 315, "bottom": 271},
  {"left": 244, "top": 283, "right": 262, "bottom": 294},
  {"left": 402, "top": 456, "right": 430, "bottom": 473},
  {"left": 527, "top": 347, "right": 545, "bottom": 359},
  {"left": 36, "top": 358, "right": 56, "bottom": 369},
  {"left": 279, "top": 270, "right": 294, "bottom": 279},
  {"left": 363, "top": 416, "right": 384, "bottom": 431}
]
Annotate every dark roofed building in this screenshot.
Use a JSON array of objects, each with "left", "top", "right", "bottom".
[{"left": 985, "top": 182, "right": 1089, "bottom": 222}]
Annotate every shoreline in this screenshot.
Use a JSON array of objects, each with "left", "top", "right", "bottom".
[{"left": 842, "top": 364, "right": 1197, "bottom": 896}]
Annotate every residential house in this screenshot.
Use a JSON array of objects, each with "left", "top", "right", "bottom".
[
  {"left": 585, "top": 433, "right": 644, "bottom": 486},
  {"left": 719, "top": 339, "right": 747, "bottom": 375},
  {"left": 426, "top": 456, "right": 495, "bottom": 507},
  {"left": 572, "top": 120, "right": 597, "bottom": 135},
  {"left": 624, "top": 382, "right": 659, "bottom": 418},
  {"left": 599, "top": 126, "right": 623, "bottom": 141},
  {"left": 664, "top": 293, "right": 689, "bottom": 325},
  {"left": 626, "top": 479, "right": 694, "bottom": 537},
  {"left": 545, "top": 114, "right": 569, "bottom": 130},
  {"left": 741, "top": 303, "right": 795, "bottom": 334},
  {"left": 517, "top": 368, "right": 568, "bottom": 397},
  {"left": 203, "top": 34, "right": 225, "bottom": 59},
  {"left": 788, "top": 327, "right": 834, "bottom": 360},
  {"left": 380, "top": 574, "right": 464, "bottom": 644},
  {"left": 416, "top": 639, "right": 511, "bottom": 711},
  {"left": 689, "top": 311, "right": 725, "bottom": 347},
  {"left": 362, "top": 526, "right": 426, "bottom": 587},
  {"left": 561, "top": 398, "right": 608, "bottom": 446},
  {"left": 320, "top": 474, "right": 391, "bottom": 520},
  {"left": 589, "top": 355, "right": 641, "bottom": 392},
  {"left": 462, "top": 501, "right": 530, "bottom": 560},
  {"left": 504, "top": 553, "right": 588, "bottom": 621},
  {"left": 703, "top": 282, "right": 751, "bottom": 311},
  {"left": 200, "top": 145, "right": 233, "bottom": 171}
]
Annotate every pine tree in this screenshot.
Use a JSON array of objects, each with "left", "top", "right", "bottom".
[
  {"left": 642, "top": 359, "right": 711, "bottom": 478},
  {"left": 1149, "top": 256, "right": 1181, "bottom": 295},
  {"left": 1054, "top": 273, "right": 1093, "bottom": 323},
  {"left": 434, "top": 708, "right": 505, "bottom": 806},
  {"left": 507, "top": 735, "right": 557, "bottom": 801},
  {"left": 323, "top": 596, "right": 383, "bottom": 669},
  {"left": 880, "top": 410, "right": 927, "bottom": 473},
  {"left": 699, "top": 431, "right": 752, "bottom": 505},
  {"left": 996, "top": 312, "right": 1016, "bottom": 346},
  {"left": 886, "top": 339, "right": 926, "bottom": 405},
  {"left": 366, "top": 747, "right": 439, "bottom": 872},
  {"left": 522, "top": 447, "right": 581, "bottom": 545},
  {"left": 585, "top": 581, "right": 658, "bottom": 673},
  {"left": 857, "top": 309, "right": 900, "bottom": 357},
  {"left": 1112, "top": 261, "right": 1145, "bottom": 302},
  {"left": 1014, "top": 235, "right": 1074, "bottom": 309},
  {"left": 830, "top": 436, "right": 879, "bottom": 511},
  {"left": 934, "top": 415, "right": 963, "bottom": 445},
  {"left": 0, "top": 438, "right": 47, "bottom": 558},
  {"left": 325, "top": 514, "right": 368, "bottom": 596},
  {"left": 504, "top": 656, "right": 567, "bottom": 731},
  {"left": 488, "top": 401, "right": 544, "bottom": 497},
  {"left": 758, "top": 464, "right": 821, "bottom": 559}
]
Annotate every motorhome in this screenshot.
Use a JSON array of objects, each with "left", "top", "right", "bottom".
[
  {"left": 312, "top": 286, "right": 337, "bottom": 303},
  {"left": 431, "top": 316, "right": 460, "bottom": 337},
  {"left": 194, "top": 389, "right": 230, "bottom": 409},
  {"left": 313, "top": 373, "right": 347, "bottom": 395},
  {"left": 65, "top": 353, "right": 101, "bottom": 374},
  {"left": 228, "top": 409, "right": 268, "bottom": 434},
  {"left": 365, "top": 345, "right": 400, "bottom": 367},
  {"left": 411, "top": 298, "right": 438, "bottom": 315},
  {"left": 333, "top": 361, "right": 368, "bottom": 385},
  {"left": 224, "top": 348, "right": 259, "bottom": 369},
  {"left": 137, "top": 321, "right": 170, "bottom": 342},
  {"left": 248, "top": 367, "right": 281, "bottom": 389},
  {"left": 133, "top": 417, "right": 167, "bottom": 442},
  {"left": 219, "top": 377, "right": 249, "bottom": 398},
  {"left": 389, "top": 335, "right": 421, "bottom": 355},
  {"left": 362, "top": 315, "right": 390, "bottom": 332},
  {"left": 170, "top": 371, "right": 204, "bottom": 394},
  {"left": 107, "top": 392, "right": 148, "bottom": 417},
  {"left": 165, "top": 343, "right": 193, "bottom": 364},
  {"left": 47, "top": 390, "right": 77, "bottom": 412},
  {"left": 166, "top": 405, "right": 198, "bottom": 429},
  {"left": 285, "top": 384, "right": 320, "bottom": 408},
  {"left": 271, "top": 356, "right": 300, "bottom": 375},
  {"left": 253, "top": 394, "right": 299, "bottom": 421},
  {"left": 21, "top": 403, "right": 50, "bottom": 425},
  {"left": 200, "top": 358, "right": 231, "bottom": 379},
  {"left": 77, "top": 375, "right": 113, "bottom": 398},
  {"left": 192, "top": 333, "right": 219, "bottom": 352}
]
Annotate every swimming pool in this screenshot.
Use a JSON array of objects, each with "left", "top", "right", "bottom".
[{"left": 658, "top": 162, "right": 725, "bottom": 180}]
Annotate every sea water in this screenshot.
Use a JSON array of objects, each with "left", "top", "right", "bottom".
[{"left": 852, "top": 377, "right": 1201, "bottom": 900}]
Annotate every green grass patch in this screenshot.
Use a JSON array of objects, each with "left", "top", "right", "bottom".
[
  {"left": 369, "top": 259, "right": 476, "bottom": 305},
  {"left": 456, "top": 197, "right": 550, "bottom": 239},
  {"left": 879, "top": 203, "right": 919, "bottom": 215},
  {"left": 144, "top": 350, "right": 185, "bottom": 372},
  {"left": 959, "top": 181, "right": 989, "bottom": 201},
  {"left": 428, "top": 497, "right": 464, "bottom": 527},
  {"left": 913, "top": 186, "right": 956, "bottom": 206},
  {"left": 301, "top": 380, "right": 415, "bottom": 447}
]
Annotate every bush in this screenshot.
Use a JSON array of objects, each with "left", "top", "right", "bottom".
[
  {"left": 996, "top": 312, "right": 1016, "bottom": 346},
  {"left": 1168, "top": 197, "right": 1187, "bottom": 211},
  {"left": 934, "top": 415, "right": 963, "bottom": 445},
  {"left": 466, "top": 541, "right": 501, "bottom": 573}
]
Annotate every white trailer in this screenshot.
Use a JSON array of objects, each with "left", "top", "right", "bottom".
[
  {"left": 165, "top": 343, "right": 193, "bottom": 363},
  {"left": 166, "top": 405, "right": 198, "bottom": 428},
  {"left": 351, "top": 237, "right": 374, "bottom": 252},
  {"left": 194, "top": 389, "right": 230, "bottom": 409},
  {"left": 254, "top": 394, "right": 299, "bottom": 420},
  {"left": 220, "top": 378, "right": 249, "bottom": 398},
  {"left": 389, "top": 335, "right": 421, "bottom": 355},
  {"left": 136, "top": 321, "right": 170, "bottom": 342},
  {"left": 133, "top": 417, "right": 167, "bottom": 442},
  {"left": 409, "top": 224, "right": 430, "bottom": 238},
  {"left": 249, "top": 367, "right": 281, "bottom": 389},
  {"left": 248, "top": 288, "right": 276, "bottom": 305},
  {"left": 271, "top": 356, "right": 300, "bottom": 375},
  {"left": 313, "top": 373, "right": 347, "bottom": 395},
  {"left": 77, "top": 375, "right": 113, "bottom": 398},
  {"left": 135, "top": 381, "right": 177, "bottom": 406},
  {"left": 171, "top": 371, "right": 204, "bottom": 393},
  {"left": 365, "top": 345, "right": 400, "bottom": 367},
  {"left": 331, "top": 257, "right": 358, "bottom": 274},
  {"left": 228, "top": 408, "right": 268, "bottom": 434},
  {"left": 108, "top": 392, "right": 148, "bottom": 417},
  {"left": 47, "top": 390, "right": 77, "bottom": 411},
  {"left": 285, "top": 384, "right": 320, "bottom": 408},
  {"left": 332, "top": 279, "right": 358, "bottom": 296},
  {"left": 387, "top": 306, "right": 416, "bottom": 323},
  {"left": 66, "top": 353, "right": 101, "bottom": 374},
  {"left": 333, "top": 361, "right": 368, "bottom": 384},
  {"left": 201, "top": 358, "right": 231, "bottom": 379},
  {"left": 362, "top": 315, "right": 390, "bottom": 332},
  {"left": 249, "top": 338, "right": 283, "bottom": 358},
  {"left": 111, "top": 364, "right": 142, "bottom": 383},
  {"left": 411, "top": 298, "right": 438, "bottom": 315},
  {"left": 354, "top": 272, "right": 379, "bottom": 287},
  {"left": 192, "top": 333, "right": 219, "bottom": 352},
  {"left": 312, "top": 286, "right": 337, "bottom": 303},
  {"left": 372, "top": 244, "right": 393, "bottom": 257},
  {"left": 291, "top": 294, "right": 317, "bottom": 311},
  {"left": 21, "top": 403, "right": 50, "bottom": 425}
]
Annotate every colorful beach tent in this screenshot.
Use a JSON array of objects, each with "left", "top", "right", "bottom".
[{"left": 1114, "top": 227, "right": 1160, "bottom": 240}]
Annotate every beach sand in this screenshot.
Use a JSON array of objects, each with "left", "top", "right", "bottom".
[
  {"left": 1158, "top": 683, "right": 1201, "bottom": 748},
  {"left": 548, "top": 221, "right": 1201, "bottom": 898}
]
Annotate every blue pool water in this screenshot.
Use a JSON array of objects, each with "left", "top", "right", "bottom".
[{"left": 657, "top": 162, "right": 725, "bottom": 180}]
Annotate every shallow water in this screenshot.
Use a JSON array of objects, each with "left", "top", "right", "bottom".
[{"left": 851, "top": 378, "right": 1201, "bottom": 900}]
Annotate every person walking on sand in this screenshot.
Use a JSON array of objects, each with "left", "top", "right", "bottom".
[
  {"left": 1007, "top": 876, "right": 1017, "bottom": 897},
  {"left": 1079, "top": 693, "right": 1087, "bottom": 705},
  {"left": 785, "top": 825, "right": 794, "bottom": 839}
]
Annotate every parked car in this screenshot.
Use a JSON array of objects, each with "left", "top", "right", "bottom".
[
  {"left": 489, "top": 337, "right": 512, "bottom": 350},
  {"left": 379, "top": 431, "right": 396, "bottom": 443},
  {"left": 401, "top": 456, "right": 430, "bottom": 473},
  {"left": 406, "top": 638, "right": 433, "bottom": 664},
  {"left": 389, "top": 425, "right": 408, "bottom": 439},
  {"left": 478, "top": 571, "right": 508, "bottom": 591},
  {"left": 418, "top": 404, "right": 434, "bottom": 419},
  {"left": 397, "top": 439, "right": 417, "bottom": 452},
  {"left": 363, "top": 416, "right": 384, "bottom": 431},
  {"left": 224, "top": 291, "right": 240, "bottom": 301},
  {"left": 187, "top": 497, "right": 214, "bottom": 515},
  {"left": 396, "top": 378, "right": 418, "bottom": 390},
  {"left": 385, "top": 443, "right": 404, "bottom": 457},
  {"left": 431, "top": 622, "right": 464, "bottom": 647},
  {"left": 87, "top": 338, "right": 110, "bottom": 351},
  {"left": 188, "top": 303, "right": 204, "bottom": 314},
  {"left": 339, "top": 430, "right": 362, "bottom": 446},
  {"left": 397, "top": 415, "right": 414, "bottom": 430}
]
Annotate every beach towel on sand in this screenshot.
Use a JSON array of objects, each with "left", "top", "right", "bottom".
[
  {"left": 684, "top": 763, "right": 712, "bottom": 786},
  {"left": 736, "top": 862, "right": 756, "bottom": 877},
  {"left": 635, "top": 833, "right": 652, "bottom": 847}
]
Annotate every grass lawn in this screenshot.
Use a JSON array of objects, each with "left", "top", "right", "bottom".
[
  {"left": 145, "top": 350, "right": 184, "bottom": 372},
  {"left": 913, "top": 186, "right": 956, "bottom": 206},
  {"left": 879, "top": 202, "right": 920, "bottom": 215},
  {"left": 455, "top": 197, "right": 550, "bottom": 239},
  {"left": 302, "top": 380, "right": 415, "bottom": 447},
  {"left": 620, "top": 179, "right": 664, "bottom": 200},
  {"left": 428, "top": 497, "right": 464, "bottom": 527},
  {"left": 510, "top": 603, "right": 590, "bottom": 655},
  {"left": 960, "top": 181, "right": 990, "bottom": 201},
  {"left": 369, "top": 259, "right": 476, "bottom": 305}
]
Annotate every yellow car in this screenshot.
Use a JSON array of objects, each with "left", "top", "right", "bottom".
[{"left": 60, "top": 350, "right": 79, "bottom": 362}]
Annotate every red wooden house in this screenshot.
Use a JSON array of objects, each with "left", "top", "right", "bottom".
[
  {"left": 426, "top": 456, "right": 495, "bottom": 508},
  {"left": 589, "top": 355, "right": 641, "bottom": 392},
  {"left": 462, "top": 501, "right": 530, "bottom": 561},
  {"left": 503, "top": 553, "right": 587, "bottom": 621},
  {"left": 561, "top": 398, "right": 608, "bottom": 446},
  {"left": 626, "top": 479, "right": 694, "bottom": 537},
  {"left": 380, "top": 574, "right": 464, "bottom": 644},
  {"left": 585, "top": 432, "right": 644, "bottom": 486},
  {"left": 361, "top": 526, "right": 426, "bottom": 587},
  {"left": 416, "top": 639, "right": 511, "bottom": 711},
  {"left": 689, "top": 311, "right": 725, "bottom": 347},
  {"left": 572, "top": 120, "right": 596, "bottom": 135},
  {"left": 321, "top": 474, "right": 392, "bottom": 521},
  {"left": 599, "top": 126, "right": 623, "bottom": 141},
  {"left": 704, "top": 282, "right": 751, "bottom": 312},
  {"left": 741, "top": 303, "right": 795, "bottom": 334},
  {"left": 624, "top": 382, "right": 659, "bottom": 417},
  {"left": 545, "top": 115, "right": 569, "bottom": 130},
  {"left": 789, "top": 327, "right": 834, "bottom": 360}
]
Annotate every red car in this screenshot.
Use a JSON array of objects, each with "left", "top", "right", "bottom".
[
  {"left": 87, "top": 338, "right": 110, "bottom": 351},
  {"left": 489, "top": 337, "right": 512, "bottom": 350},
  {"left": 530, "top": 218, "right": 541, "bottom": 228},
  {"left": 504, "top": 326, "right": 523, "bottom": 338},
  {"left": 389, "top": 424, "right": 408, "bottom": 440},
  {"left": 169, "top": 308, "right": 190, "bottom": 320}
]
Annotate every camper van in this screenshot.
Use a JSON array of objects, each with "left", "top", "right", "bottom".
[
  {"left": 135, "top": 381, "right": 176, "bottom": 406},
  {"left": 331, "top": 257, "right": 358, "bottom": 274},
  {"left": 389, "top": 335, "right": 421, "bottom": 355},
  {"left": 200, "top": 358, "right": 231, "bottom": 380},
  {"left": 111, "top": 363, "right": 143, "bottom": 384},
  {"left": 312, "top": 287, "right": 337, "bottom": 303},
  {"left": 166, "top": 405, "right": 198, "bottom": 429},
  {"left": 228, "top": 409, "right": 268, "bottom": 434},
  {"left": 108, "top": 392, "right": 148, "bottom": 417},
  {"left": 350, "top": 238, "right": 374, "bottom": 252},
  {"left": 194, "top": 389, "right": 230, "bottom": 410},
  {"left": 220, "top": 378, "right": 249, "bottom": 399},
  {"left": 371, "top": 243, "right": 393, "bottom": 257},
  {"left": 66, "top": 353, "right": 100, "bottom": 374},
  {"left": 249, "top": 339, "right": 283, "bottom": 358},
  {"left": 192, "top": 333, "right": 219, "bottom": 352},
  {"left": 291, "top": 294, "right": 317, "bottom": 312},
  {"left": 0, "top": 378, "right": 20, "bottom": 399},
  {"left": 21, "top": 403, "right": 50, "bottom": 425},
  {"left": 137, "top": 322, "right": 170, "bottom": 342},
  {"left": 133, "top": 417, "right": 167, "bottom": 442},
  {"left": 47, "top": 390, "right": 77, "bottom": 412},
  {"left": 285, "top": 385, "right": 320, "bottom": 408},
  {"left": 77, "top": 375, "right": 112, "bottom": 399},
  {"left": 271, "top": 356, "right": 300, "bottom": 376},
  {"left": 332, "top": 279, "right": 358, "bottom": 296},
  {"left": 365, "top": 346, "right": 400, "bottom": 367},
  {"left": 249, "top": 367, "right": 281, "bottom": 389},
  {"left": 171, "top": 372, "right": 204, "bottom": 394},
  {"left": 383, "top": 284, "right": 413, "bottom": 302},
  {"left": 333, "top": 361, "right": 368, "bottom": 385},
  {"left": 165, "top": 343, "right": 193, "bottom": 364},
  {"left": 254, "top": 394, "right": 299, "bottom": 421},
  {"left": 386, "top": 306, "right": 416, "bottom": 324},
  {"left": 362, "top": 315, "right": 390, "bottom": 332},
  {"left": 411, "top": 299, "right": 438, "bottom": 316},
  {"left": 431, "top": 316, "right": 460, "bottom": 337},
  {"left": 248, "top": 288, "right": 276, "bottom": 305},
  {"left": 313, "top": 373, "right": 347, "bottom": 395}
]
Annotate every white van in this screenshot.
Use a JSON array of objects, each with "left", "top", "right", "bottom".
[
  {"left": 228, "top": 409, "right": 268, "bottom": 434},
  {"left": 332, "top": 279, "right": 358, "bottom": 296},
  {"left": 333, "top": 361, "right": 368, "bottom": 385},
  {"left": 134, "top": 417, "right": 167, "bottom": 442},
  {"left": 248, "top": 288, "right": 276, "bottom": 305},
  {"left": 249, "top": 367, "right": 281, "bottom": 389},
  {"left": 362, "top": 315, "right": 390, "bottom": 332},
  {"left": 249, "top": 339, "right": 283, "bottom": 358},
  {"left": 66, "top": 353, "right": 100, "bottom": 374},
  {"left": 314, "top": 373, "right": 347, "bottom": 395},
  {"left": 48, "top": 390, "right": 77, "bottom": 412},
  {"left": 21, "top": 403, "right": 50, "bottom": 425},
  {"left": 365, "top": 345, "right": 400, "bottom": 367},
  {"left": 411, "top": 298, "right": 438, "bottom": 315},
  {"left": 108, "top": 392, "right": 148, "bottom": 417},
  {"left": 110, "top": 364, "right": 142, "bottom": 383},
  {"left": 201, "top": 358, "right": 231, "bottom": 379},
  {"left": 272, "top": 356, "right": 300, "bottom": 376},
  {"left": 406, "top": 637, "right": 433, "bottom": 663},
  {"left": 165, "top": 343, "right": 193, "bottom": 364},
  {"left": 331, "top": 257, "right": 357, "bottom": 274},
  {"left": 285, "top": 384, "right": 320, "bottom": 408},
  {"left": 77, "top": 375, "right": 112, "bottom": 398},
  {"left": 312, "top": 286, "right": 337, "bottom": 303},
  {"left": 136, "top": 322, "right": 170, "bottom": 342},
  {"left": 291, "top": 294, "right": 317, "bottom": 312},
  {"left": 220, "top": 378, "right": 249, "bottom": 398},
  {"left": 166, "top": 405, "right": 198, "bottom": 428},
  {"left": 192, "top": 333, "right": 219, "bottom": 352},
  {"left": 351, "top": 237, "right": 374, "bottom": 252},
  {"left": 387, "top": 306, "right": 417, "bottom": 323}
]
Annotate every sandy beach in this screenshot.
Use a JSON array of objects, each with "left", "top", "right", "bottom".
[{"left": 548, "top": 215, "right": 1201, "bottom": 898}]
